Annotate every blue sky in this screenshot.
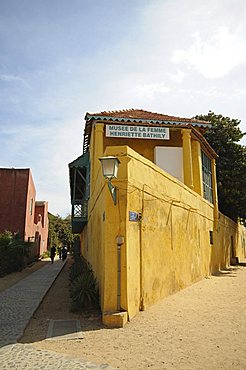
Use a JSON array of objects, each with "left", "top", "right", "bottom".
[{"left": 1, "top": 0, "right": 246, "bottom": 216}]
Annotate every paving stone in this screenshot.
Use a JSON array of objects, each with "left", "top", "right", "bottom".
[
  {"left": 0, "top": 261, "right": 66, "bottom": 347},
  {"left": 0, "top": 344, "right": 117, "bottom": 369},
  {"left": 0, "top": 261, "right": 116, "bottom": 369}
]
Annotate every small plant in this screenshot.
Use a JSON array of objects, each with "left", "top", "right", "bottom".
[
  {"left": 40, "top": 250, "right": 50, "bottom": 259},
  {"left": 69, "top": 255, "right": 88, "bottom": 282},
  {"left": 69, "top": 256, "right": 99, "bottom": 312}
]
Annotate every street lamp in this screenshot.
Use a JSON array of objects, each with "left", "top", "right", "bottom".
[{"left": 99, "top": 156, "right": 120, "bottom": 205}]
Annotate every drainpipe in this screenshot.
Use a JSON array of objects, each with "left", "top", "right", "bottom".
[
  {"left": 139, "top": 186, "right": 144, "bottom": 311},
  {"left": 116, "top": 235, "right": 124, "bottom": 311}
]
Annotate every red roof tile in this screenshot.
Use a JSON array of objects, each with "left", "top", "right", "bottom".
[{"left": 85, "top": 109, "right": 209, "bottom": 125}]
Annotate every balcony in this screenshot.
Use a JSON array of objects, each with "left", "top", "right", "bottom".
[
  {"left": 71, "top": 200, "right": 88, "bottom": 233},
  {"left": 69, "top": 152, "right": 90, "bottom": 234}
]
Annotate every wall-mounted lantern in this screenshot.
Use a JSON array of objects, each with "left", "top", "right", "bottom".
[{"left": 99, "top": 156, "right": 120, "bottom": 205}]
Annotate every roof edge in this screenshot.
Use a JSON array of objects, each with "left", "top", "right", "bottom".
[{"left": 85, "top": 114, "right": 211, "bottom": 128}]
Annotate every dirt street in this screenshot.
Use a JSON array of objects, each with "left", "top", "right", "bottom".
[{"left": 17, "top": 258, "right": 246, "bottom": 370}]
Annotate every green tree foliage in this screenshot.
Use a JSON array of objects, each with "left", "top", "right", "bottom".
[
  {"left": 196, "top": 111, "right": 246, "bottom": 222},
  {"left": 48, "top": 213, "right": 74, "bottom": 249},
  {"left": 0, "top": 232, "right": 35, "bottom": 276}
]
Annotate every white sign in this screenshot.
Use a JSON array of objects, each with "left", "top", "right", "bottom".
[{"left": 106, "top": 125, "right": 170, "bottom": 140}]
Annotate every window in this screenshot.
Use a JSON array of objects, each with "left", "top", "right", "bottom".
[
  {"left": 201, "top": 151, "right": 213, "bottom": 203},
  {"left": 30, "top": 198, "right": 33, "bottom": 215},
  {"left": 209, "top": 230, "right": 214, "bottom": 245},
  {"left": 154, "top": 146, "right": 183, "bottom": 182}
]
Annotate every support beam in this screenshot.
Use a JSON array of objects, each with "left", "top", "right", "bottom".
[
  {"left": 212, "top": 158, "right": 219, "bottom": 229},
  {"left": 77, "top": 168, "right": 86, "bottom": 182},
  {"left": 182, "top": 129, "right": 194, "bottom": 189},
  {"left": 191, "top": 140, "right": 202, "bottom": 195},
  {"left": 75, "top": 184, "right": 84, "bottom": 196},
  {"left": 93, "top": 123, "right": 104, "bottom": 188},
  {"left": 73, "top": 170, "right": 77, "bottom": 201}
]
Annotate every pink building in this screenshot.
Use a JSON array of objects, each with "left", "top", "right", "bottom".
[{"left": 0, "top": 168, "right": 48, "bottom": 257}]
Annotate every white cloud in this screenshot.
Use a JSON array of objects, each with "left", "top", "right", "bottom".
[
  {"left": 172, "top": 26, "right": 246, "bottom": 79},
  {"left": 168, "top": 70, "right": 185, "bottom": 83},
  {"left": 1, "top": 0, "right": 246, "bottom": 217},
  {"left": 0, "top": 74, "right": 28, "bottom": 85},
  {"left": 132, "top": 83, "right": 170, "bottom": 100},
  {"left": 195, "top": 87, "right": 226, "bottom": 98},
  {"left": 0, "top": 116, "right": 83, "bottom": 216}
]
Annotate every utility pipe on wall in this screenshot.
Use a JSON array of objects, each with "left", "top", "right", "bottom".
[
  {"left": 139, "top": 185, "right": 145, "bottom": 311},
  {"left": 116, "top": 235, "right": 124, "bottom": 311}
]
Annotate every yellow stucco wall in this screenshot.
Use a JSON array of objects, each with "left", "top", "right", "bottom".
[
  {"left": 105, "top": 146, "right": 213, "bottom": 318},
  {"left": 104, "top": 127, "right": 182, "bottom": 162},
  {"left": 214, "top": 213, "right": 246, "bottom": 267},
  {"left": 80, "top": 122, "right": 246, "bottom": 321},
  {"left": 236, "top": 222, "right": 246, "bottom": 261},
  {"left": 102, "top": 146, "right": 245, "bottom": 319},
  {"left": 211, "top": 213, "right": 234, "bottom": 272}
]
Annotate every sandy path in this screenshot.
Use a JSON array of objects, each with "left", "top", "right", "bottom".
[
  {"left": 19, "top": 259, "right": 246, "bottom": 370},
  {"left": 0, "top": 259, "right": 49, "bottom": 293}
]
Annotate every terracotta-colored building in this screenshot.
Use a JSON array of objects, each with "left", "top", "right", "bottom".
[{"left": 0, "top": 168, "right": 48, "bottom": 257}]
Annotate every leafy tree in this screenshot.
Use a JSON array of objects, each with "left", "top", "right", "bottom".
[
  {"left": 0, "top": 231, "right": 35, "bottom": 276},
  {"left": 195, "top": 111, "right": 246, "bottom": 222},
  {"left": 48, "top": 213, "right": 59, "bottom": 248},
  {"left": 48, "top": 213, "right": 74, "bottom": 249}
]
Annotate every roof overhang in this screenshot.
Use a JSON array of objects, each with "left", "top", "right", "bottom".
[
  {"left": 85, "top": 113, "right": 211, "bottom": 129},
  {"left": 69, "top": 151, "right": 89, "bottom": 168},
  {"left": 190, "top": 126, "right": 218, "bottom": 159},
  {"left": 68, "top": 152, "right": 89, "bottom": 201},
  {"left": 83, "top": 112, "right": 213, "bottom": 156}
]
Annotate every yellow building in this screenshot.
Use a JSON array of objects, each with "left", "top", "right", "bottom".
[{"left": 69, "top": 109, "right": 246, "bottom": 327}]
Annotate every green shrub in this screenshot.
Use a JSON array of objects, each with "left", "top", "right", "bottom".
[
  {"left": 0, "top": 232, "right": 34, "bottom": 276},
  {"left": 69, "top": 235, "right": 81, "bottom": 256},
  {"left": 69, "top": 256, "right": 99, "bottom": 312},
  {"left": 69, "top": 255, "right": 87, "bottom": 283},
  {"left": 40, "top": 250, "right": 50, "bottom": 259}
]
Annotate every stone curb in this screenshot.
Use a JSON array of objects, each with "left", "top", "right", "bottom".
[{"left": 0, "top": 259, "right": 67, "bottom": 348}]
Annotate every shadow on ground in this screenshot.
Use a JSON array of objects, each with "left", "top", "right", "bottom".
[
  {"left": 19, "top": 257, "right": 109, "bottom": 345},
  {"left": 212, "top": 264, "right": 246, "bottom": 277},
  {"left": 19, "top": 311, "right": 111, "bottom": 344}
]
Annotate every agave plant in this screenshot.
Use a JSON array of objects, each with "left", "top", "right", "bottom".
[
  {"left": 69, "top": 255, "right": 88, "bottom": 283},
  {"left": 70, "top": 269, "right": 99, "bottom": 311},
  {"left": 69, "top": 257, "right": 99, "bottom": 312}
]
